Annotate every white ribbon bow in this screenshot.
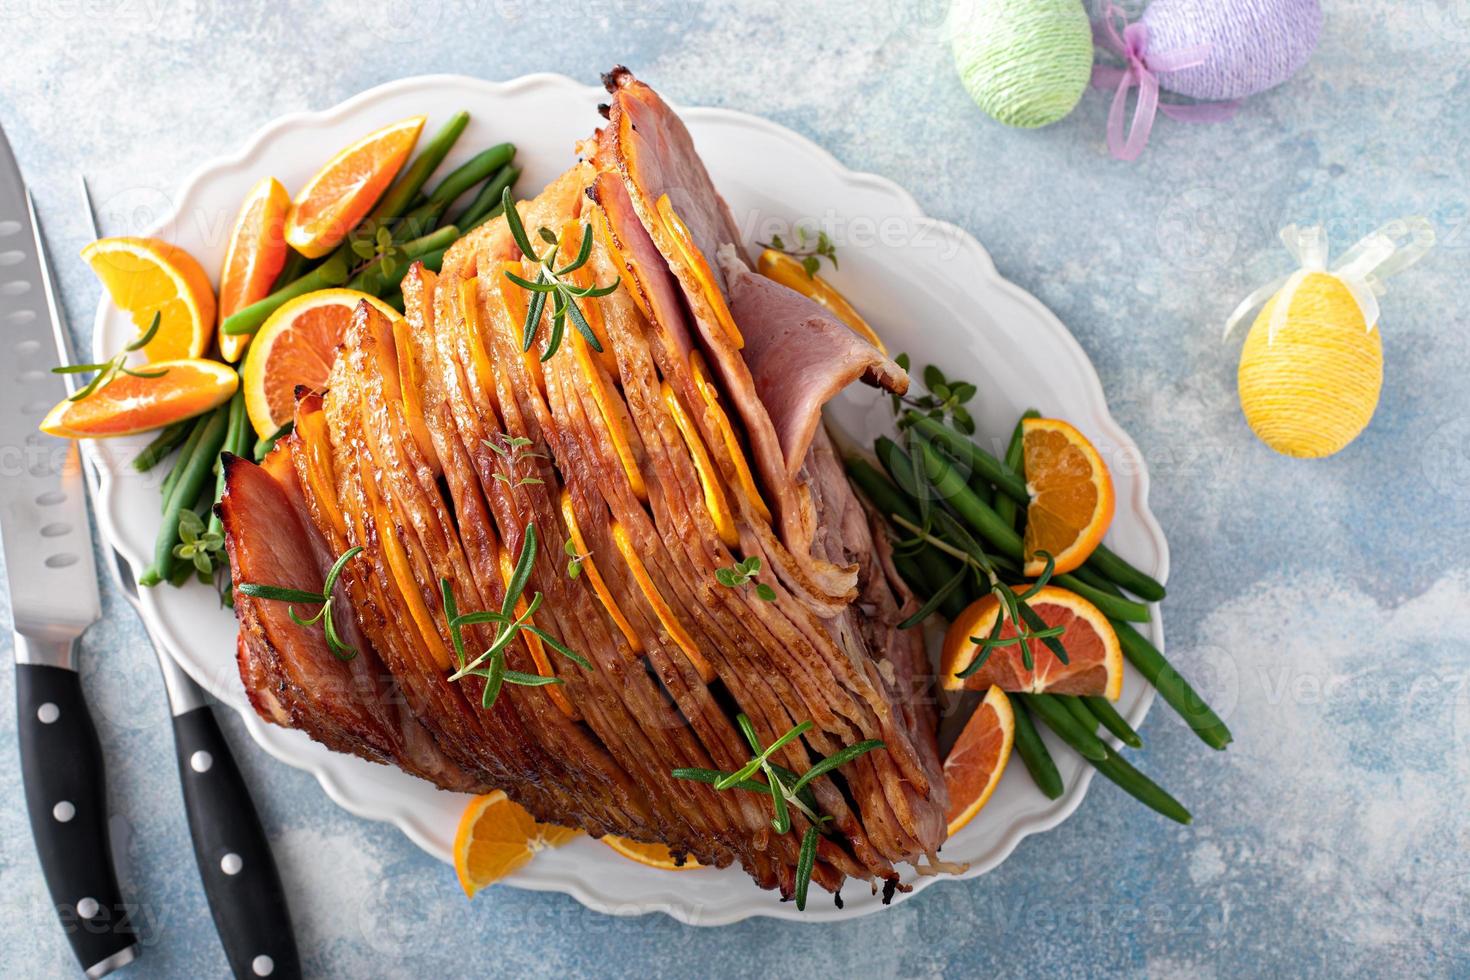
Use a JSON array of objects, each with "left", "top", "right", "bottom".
[{"left": 1223, "top": 217, "right": 1437, "bottom": 343}]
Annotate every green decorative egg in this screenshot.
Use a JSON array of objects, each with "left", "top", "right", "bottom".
[{"left": 950, "top": 0, "right": 1094, "bottom": 129}]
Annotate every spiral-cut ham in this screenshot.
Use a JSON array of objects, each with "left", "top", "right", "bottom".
[{"left": 220, "top": 70, "right": 945, "bottom": 903}]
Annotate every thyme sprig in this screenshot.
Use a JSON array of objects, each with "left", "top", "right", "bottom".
[
  {"left": 757, "top": 227, "right": 838, "bottom": 278},
  {"left": 54, "top": 311, "right": 169, "bottom": 401},
  {"left": 440, "top": 523, "right": 592, "bottom": 710},
  {"left": 715, "top": 555, "right": 776, "bottom": 601},
  {"left": 173, "top": 509, "right": 224, "bottom": 579},
  {"left": 673, "top": 715, "right": 884, "bottom": 910},
  {"left": 237, "top": 546, "right": 363, "bottom": 660},
  {"left": 891, "top": 355, "right": 977, "bottom": 434},
  {"left": 486, "top": 433, "right": 546, "bottom": 488},
  {"left": 501, "top": 187, "right": 619, "bottom": 362},
  {"left": 350, "top": 225, "right": 405, "bottom": 282}
]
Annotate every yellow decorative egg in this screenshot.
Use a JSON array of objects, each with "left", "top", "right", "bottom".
[{"left": 1237, "top": 272, "right": 1383, "bottom": 459}]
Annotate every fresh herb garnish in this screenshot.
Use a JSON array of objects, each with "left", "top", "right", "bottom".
[
  {"left": 892, "top": 356, "right": 977, "bottom": 435},
  {"left": 350, "top": 225, "right": 404, "bottom": 282},
  {"left": 564, "top": 538, "right": 586, "bottom": 579},
  {"left": 440, "top": 523, "right": 592, "bottom": 710},
  {"left": 237, "top": 546, "right": 363, "bottom": 660},
  {"left": 485, "top": 432, "right": 546, "bottom": 488},
  {"left": 758, "top": 227, "right": 838, "bottom": 278},
  {"left": 715, "top": 555, "right": 776, "bottom": 601},
  {"left": 673, "top": 716, "right": 884, "bottom": 910},
  {"left": 173, "top": 509, "right": 223, "bottom": 579},
  {"left": 500, "top": 187, "right": 620, "bottom": 362},
  {"left": 54, "top": 311, "right": 169, "bottom": 401}
]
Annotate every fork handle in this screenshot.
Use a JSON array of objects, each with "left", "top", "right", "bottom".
[
  {"left": 172, "top": 705, "right": 301, "bottom": 980},
  {"left": 15, "top": 660, "right": 139, "bottom": 977}
]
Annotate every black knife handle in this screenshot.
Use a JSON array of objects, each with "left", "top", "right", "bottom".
[
  {"left": 171, "top": 705, "right": 301, "bottom": 980},
  {"left": 15, "top": 662, "right": 139, "bottom": 976}
]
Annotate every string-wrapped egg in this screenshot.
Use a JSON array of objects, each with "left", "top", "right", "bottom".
[
  {"left": 1143, "top": 0, "right": 1323, "bottom": 101},
  {"left": 950, "top": 0, "right": 1093, "bottom": 129},
  {"left": 1237, "top": 273, "right": 1381, "bottom": 459}
]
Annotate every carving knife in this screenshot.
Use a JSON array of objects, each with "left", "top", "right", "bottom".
[{"left": 0, "top": 122, "right": 138, "bottom": 976}]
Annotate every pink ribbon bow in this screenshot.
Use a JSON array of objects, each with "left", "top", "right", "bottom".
[{"left": 1091, "top": 3, "right": 1240, "bottom": 161}]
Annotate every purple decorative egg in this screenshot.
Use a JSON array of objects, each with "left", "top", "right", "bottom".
[{"left": 1142, "top": 0, "right": 1322, "bottom": 101}]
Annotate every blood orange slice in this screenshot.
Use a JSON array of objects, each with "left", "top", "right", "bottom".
[
  {"left": 943, "top": 685, "right": 1015, "bottom": 836},
  {"left": 940, "top": 585, "right": 1123, "bottom": 700},
  {"left": 240, "top": 289, "right": 395, "bottom": 438}
]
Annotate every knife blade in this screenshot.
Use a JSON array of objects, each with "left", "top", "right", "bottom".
[{"left": 0, "top": 123, "right": 139, "bottom": 977}]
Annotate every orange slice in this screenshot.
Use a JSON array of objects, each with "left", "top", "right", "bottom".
[
  {"left": 1021, "top": 418, "right": 1115, "bottom": 576},
  {"left": 756, "top": 249, "right": 886, "bottom": 354},
  {"left": 284, "top": 116, "right": 424, "bottom": 258},
  {"left": 941, "top": 585, "right": 1123, "bottom": 700},
  {"left": 943, "top": 686, "right": 1015, "bottom": 836},
  {"left": 601, "top": 834, "right": 701, "bottom": 871},
  {"left": 688, "top": 351, "right": 771, "bottom": 525},
  {"left": 217, "top": 177, "right": 291, "bottom": 362},
  {"left": 610, "top": 522, "right": 716, "bottom": 682},
  {"left": 496, "top": 546, "right": 580, "bottom": 721},
  {"left": 241, "top": 289, "right": 396, "bottom": 439},
  {"left": 453, "top": 791, "right": 579, "bottom": 898},
  {"left": 561, "top": 491, "right": 643, "bottom": 656},
  {"left": 572, "top": 328, "right": 646, "bottom": 500},
  {"left": 81, "top": 237, "right": 215, "bottom": 362},
  {"left": 654, "top": 194, "right": 743, "bottom": 348},
  {"left": 40, "top": 359, "right": 237, "bottom": 438},
  {"left": 662, "top": 382, "right": 738, "bottom": 548}
]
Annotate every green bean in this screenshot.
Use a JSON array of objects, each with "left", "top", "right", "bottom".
[
  {"left": 454, "top": 164, "right": 520, "bottom": 230},
  {"left": 221, "top": 253, "right": 351, "bottom": 336},
  {"left": 1010, "top": 695, "right": 1063, "bottom": 799},
  {"left": 346, "top": 225, "right": 460, "bottom": 297},
  {"left": 133, "top": 421, "right": 190, "bottom": 473},
  {"left": 398, "top": 143, "right": 515, "bottom": 239},
  {"left": 367, "top": 111, "right": 470, "bottom": 231},
  {"left": 254, "top": 422, "right": 293, "bottom": 462},
  {"left": 1062, "top": 695, "right": 1103, "bottom": 733},
  {"left": 271, "top": 249, "right": 311, "bottom": 291},
  {"left": 904, "top": 412, "right": 1166, "bottom": 602},
  {"left": 206, "top": 389, "right": 251, "bottom": 540},
  {"left": 909, "top": 438, "right": 1151, "bottom": 623},
  {"left": 1114, "top": 620, "right": 1233, "bottom": 750},
  {"left": 844, "top": 455, "right": 966, "bottom": 619},
  {"left": 141, "top": 406, "right": 229, "bottom": 587},
  {"left": 1019, "top": 694, "right": 1107, "bottom": 761},
  {"left": 1085, "top": 695, "right": 1143, "bottom": 748},
  {"left": 160, "top": 416, "right": 210, "bottom": 511},
  {"left": 994, "top": 409, "right": 1039, "bottom": 530},
  {"left": 1090, "top": 746, "right": 1192, "bottom": 824}
]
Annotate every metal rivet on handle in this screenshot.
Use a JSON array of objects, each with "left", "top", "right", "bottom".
[
  {"left": 37, "top": 702, "right": 59, "bottom": 724},
  {"left": 190, "top": 750, "right": 213, "bottom": 773},
  {"left": 76, "top": 896, "right": 99, "bottom": 919},
  {"left": 52, "top": 801, "right": 74, "bottom": 823},
  {"left": 252, "top": 955, "right": 275, "bottom": 977},
  {"left": 221, "top": 853, "right": 243, "bottom": 875}
]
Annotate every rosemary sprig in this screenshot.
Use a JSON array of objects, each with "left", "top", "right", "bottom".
[
  {"left": 237, "top": 546, "right": 363, "bottom": 660},
  {"left": 440, "top": 523, "right": 592, "bottom": 710},
  {"left": 715, "top": 555, "right": 776, "bottom": 601},
  {"left": 757, "top": 227, "right": 838, "bottom": 278},
  {"left": 485, "top": 433, "right": 546, "bottom": 488},
  {"left": 500, "top": 187, "right": 619, "bottom": 362},
  {"left": 53, "top": 311, "right": 169, "bottom": 401},
  {"left": 890, "top": 355, "right": 977, "bottom": 435},
  {"left": 673, "top": 715, "right": 884, "bottom": 910}
]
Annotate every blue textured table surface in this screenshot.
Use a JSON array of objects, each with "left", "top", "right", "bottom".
[{"left": 3, "top": 2, "right": 1468, "bottom": 976}]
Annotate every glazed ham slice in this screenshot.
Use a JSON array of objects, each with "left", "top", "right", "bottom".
[{"left": 220, "top": 70, "right": 947, "bottom": 904}]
